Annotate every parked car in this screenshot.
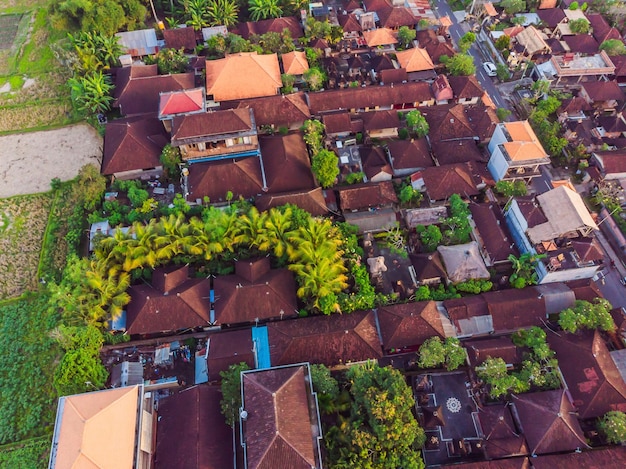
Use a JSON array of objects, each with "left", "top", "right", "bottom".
[
  {"left": 483, "top": 62, "right": 497, "bottom": 77},
  {"left": 620, "top": 277, "right": 626, "bottom": 287}
]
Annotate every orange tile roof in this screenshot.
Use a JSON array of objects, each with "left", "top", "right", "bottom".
[
  {"left": 363, "top": 28, "right": 398, "bottom": 47},
  {"left": 206, "top": 52, "right": 282, "bottom": 102},
  {"left": 502, "top": 121, "right": 547, "bottom": 161},
  {"left": 52, "top": 386, "right": 140, "bottom": 469},
  {"left": 281, "top": 50, "right": 309, "bottom": 75},
  {"left": 396, "top": 47, "right": 435, "bottom": 72}
]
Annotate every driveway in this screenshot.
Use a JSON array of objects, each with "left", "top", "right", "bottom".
[{"left": 0, "top": 124, "right": 103, "bottom": 198}]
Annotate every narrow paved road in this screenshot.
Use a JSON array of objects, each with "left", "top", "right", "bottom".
[{"left": 433, "top": 0, "right": 511, "bottom": 111}]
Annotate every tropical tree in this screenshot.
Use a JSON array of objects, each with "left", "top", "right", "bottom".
[
  {"left": 600, "top": 39, "right": 626, "bottom": 56},
  {"left": 569, "top": 18, "right": 590, "bottom": 34},
  {"left": 310, "top": 364, "right": 341, "bottom": 413},
  {"left": 500, "top": 0, "right": 526, "bottom": 15},
  {"left": 508, "top": 252, "right": 545, "bottom": 288},
  {"left": 476, "top": 357, "right": 526, "bottom": 399},
  {"left": 418, "top": 337, "right": 467, "bottom": 371},
  {"left": 68, "top": 71, "right": 115, "bottom": 115},
  {"left": 184, "top": 0, "right": 210, "bottom": 30},
  {"left": 303, "top": 66, "right": 326, "bottom": 91},
  {"left": 248, "top": 0, "right": 282, "bottom": 21},
  {"left": 68, "top": 31, "right": 123, "bottom": 73},
  {"left": 155, "top": 47, "right": 189, "bottom": 74},
  {"left": 207, "top": 0, "right": 239, "bottom": 27},
  {"left": 220, "top": 362, "right": 250, "bottom": 426},
  {"left": 311, "top": 148, "right": 339, "bottom": 188},
  {"left": 494, "top": 35, "right": 511, "bottom": 51},
  {"left": 458, "top": 31, "right": 476, "bottom": 52},
  {"left": 405, "top": 109, "right": 429, "bottom": 137},
  {"left": 598, "top": 411, "right": 626, "bottom": 444},
  {"left": 441, "top": 53, "right": 476, "bottom": 76},
  {"left": 417, "top": 224, "right": 442, "bottom": 252},
  {"left": 160, "top": 145, "right": 182, "bottom": 179},
  {"left": 50, "top": 0, "right": 147, "bottom": 36},
  {"left": 397, "top": 25, "right": 416, "bottom": 48},
  {"left": 558, "top": 298, "right": 616, "bottom": 334},
  {"left": 76, "top": 163, "right": 107, "bottom": 211}
]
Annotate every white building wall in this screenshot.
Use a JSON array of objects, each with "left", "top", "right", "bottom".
[
  {"left": 539, "top": 264, "right": 599, "bottom": 284},
  {"left": 487, "top": 147, "right": 508, "bottom": 181},
  {"left": 488, "top": 124, "right": 507, "bottom": 154}
]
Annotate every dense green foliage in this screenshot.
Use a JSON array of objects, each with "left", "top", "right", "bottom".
[
  {"left": 220, "top": 362, "right": 250, "bottom": 427},
  {"left": 416, "top": 224, "right": 442, "bottom": 252},
  {"left": 441, "top": 54, "right": 476, "bottom": 76},
  {"left": 500, "top": 0, "right": 526, "bottom": 14},
  {"left": 600, "top": 39, "right": 626, "bottom": 56},
  {"left": 417, "top": 337, "right": 467, "bottom": 371},
  {"left": 558, "top": 298, "right": 616, "bottom": 334},
  {"left": 441, "top": 194, "right": 472, "bottom": 245},
  {"left": 304, "top": 17, "right": 344, "bottom": 45},
  {"left": 303, "top": 66, "right": 327, "bottom": 91},
  {"left": 311, "top": 149, "right": 339, "bottom": 188},
  {"left": 68, "top": 31, "right": 122, "bottom": 73},
  {"left": 0, "top": 296, "right": 60, "bottom": 444},
  {"left": 455, "top": 278, "right": 493, "bottom": 294},
  {"left": 0, "top": 436, "right": 51, "bottom": 469},
  {"left": 494, "top": 180, "right": 527, "bottom": 197},
  {"left": 68, "top": 71, "right": 115, "bottom": 115},
  {"left": 248, "top": 0, "right": 283, "bottom": 21},
  {"left": 569, "top": 18, "right": 590, "bottom": 34},
  {"left": 49, "top": 0, "right": 147, "bottom": 36},
  {"left": 160, "top": 145, "right": 182, "bottom": 179},
  {"left": 397, "top": 26, "right": 416, "bottom": 48},
  {"left": 598, "top": 411, "right": 626, "bottom": 444},
  {"left": 508, "top": 253, "right": 545, "bottom": 289},
  {"left": 154, "top": 48, "right": 189, "bottom": 75},
  {"left": 458, "top": 32, "right": 476, "bottom": 53},
  {"left": 326, "top": 362, "right": 425, "bottom": 469},
  {"left": 405, "top": 110, "right": 429, "bottom": 138}
]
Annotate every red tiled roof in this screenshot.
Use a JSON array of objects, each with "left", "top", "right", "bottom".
[
  {"left": 512, "top": 389, "right": 589, "bottom": 455},
  {"left": 387, "top": 138, "right": 433, "bottom": 170},
  {"left": 563, "top": 34, "right": 600, "bottom": 55},
  {"left": 469, "top": 202, "right": 518, "bottom": 263},
  {"left": 593, "top": 149, "right": 626, "bottom": 174},
  {"left": 466, "top": 337, "right": 522, "bottom": 368},
  {"left": 421, "top": 162, "right": 483, "bottom": 201},
  {"left": 158, "top": 88, "right": 204, "bottom": 117},
  {"left": 447, "top": 459, "right": 530, "bottom": 469},
  {"left": 337, "top": 181, "right": 398, "bottom": 211},
  {"left": 582, "top": 80, "right": 625, "bottom": 103},
  {"left": 267, "top": 310, "right": 383, "bottom": 366},
  {"left": 163, "top": 27, "right": 197, "bottom": 50},
  {"left": 242, "top": 365, "right": 320, "bottom": 469},
  {"left": 187, "top": 157, "right": 265, "bottom": 202},
  {"left": 547, "top": 329, "right": 626, "bottom": 419},
  {"left": 448, "top": 75, "right": 484, "bottom": 100},
  {"left": 102, "top": 116, "right": 168, "bottom": 175},
  {"left": 431, "top": 139, "right": 484, "bottom": 165},
  {"left": 154, "top": 385, "right": 234, "bottom": 469},
  {"left": 322, "top": 111, "right": 353, "bottom": 135},
  {"left": 235, "top": 16, "right": 304, "bottom": 40},
  {"left": 532, "top": 447, "right": 626, "bottom": 469},
  {"left": 377, "top": 6, "right": 417, "bottom": 29},
  {"left": 377, "top": 301, "right": 446, "bottom": 351},
  {"left": 425, "top": 41, "right": 456, "bottom": 66},
  {"left": 514, "top": 196, "right": 548, "bottom": 228},
  {"left": 338, "top": 13, "right": 362, "bottom": 32},
  {"left": 224, "top": 92, "right": 310, "bottom": 129},
  {"left": 363, "top": 0, "right": 392, "bottom": 11},
  {"left": 206, "top": 329, "right": 255, "bottom": 381},
  {"left": 421, "top": 104, "right": 476, "bottom": 142},
  {"left": 485, "top": 288, "right": 546, "bottom": 332},
  {"left": 213, "top": 259, "right": 298, "bottom": 325},
  {"left": 255, "top": 187, "right": 329, "bottom": 216},
  {"left": 478, "top": 403, "right": 529, "bottom": 459},
  {"left": 361, "top": 109, "right": 400, "bottom": 131},
  {"left": 171, "top": 108, "right": 253, "bottom": 142},
  {"left": 260, "top": 133, "right": 316, "bottom": 194}
]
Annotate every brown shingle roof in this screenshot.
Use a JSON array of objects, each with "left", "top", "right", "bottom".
[
  {"left": 478, "top": 403, "right": 529, "bottom": 459},
  {"left": 114, "top": 68, "right": 195, "bottom": 116},
  {"left": 224, "top": 93, "right": 310, "bottom": 129},
  {"left": 536, "top": 8, "right": 566, "bottom": 28},
  {"left": 102, "top": 116, "right": 168, "bottom": 175},
  {"left": 267, "top": 310, "right": 383, "bottom": 366},
  {"left": 206, "top": 52, "right": 282, "bottom": 102},
  {"left": 469, "top": 202, "right": 518, "bottom": 263},
  {"left": 511, "top": 389, "right": 589, "bottom": 455},
  {"left": 377, "top": 301, "right": 446, "bottom": 351},
  {"left": 587, "top": 14, "right": 622, "bottom": 43},
  {"left": 409, "top": 252, "right": 446, "bottom": 282},
  {"left": 558, "top": 96, "right": 592, "bottom": 115},
  {"left": 448, "top": 75, "right": 484, "bottom": 100},
  {"left": 337, "top": 181, "right": 398, "bottom": 211},
  {"left": 387, "top": 138, "right": 433, "bottom": 171},
  {"left": 547, "top": 329, "right": 626, "bottom": 419},
  {"left": 380, "top": 68, "right": 408, "bottom": 84},
  {"left": 422, "top": 162, "right": 483, "bottom": 201},
  {"left": 242, "top": 365, "right": 321, "bottom": 469},
  {"left": 432, "top": 74, "right": 453, "bottom": 101},
  {"left": 255, "top": 187, "right": 329, "bottom": 216},
  {"left": 446, "top": 459, "right": 530, "bottom": 469},
  {"left": 126, "top": 269, "right": 212, "bottom": 334},
  {"left": 187, "top": 157, "right": 265, "bottom": 202},
  {"left": 213, "top": 258, "right": 298, "bottom": 325},
  {"left": 425, "top": 41, "right": 456, "bottom": 66},
  {"left": 466, "top": 337, "right": 521, "bottom": 368},
  {"left": 533, "top": 447, "right": 626, "bottom": 469},
  {"left": 171, "top": 108, "right": 253, "bottom": 143},
  {"left": 514, "top": 196, "right": 548, "bottom": 228},
  {"left": 363, "top": 0, "right": 392, "bottom": 11},
  {"left": 307, "top": 82, "right": 434, "bottom": 113},
  {"left": 236, "top": 16, "right": 304, "bottom": 40},
  {"left": 206, "top": 329, "right": 255, "bottom": 381},
  {"left": 163, "top": 27, "right": 197, "bottom": 50},
  {"left": 154, "top": 385, "right": 234, "bottom": 469},
  {"left": 377, "top": 6, "right": 417, "bottom": 28},
  {"left": 592, "top": 149, "right": 626, "bottom": 174},
  {"left": 260, "top": 133, "right": 316, "bottom": 193}
]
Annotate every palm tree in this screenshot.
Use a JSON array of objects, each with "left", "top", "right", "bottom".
[
  {"left": 263, "top": 207, "right": 294, "bottom": 259},
  {"left": 248, "top": 0, "right": 282, "bottom": 21},
  {"left": 185, "top": 0, "right": 211, "bottom": 30},
  {"left": 68, "top": 71, "right": 115, "bottom": 114},
  {"left": 84, "top": 260, "right": 131, "bottom": 327},
  {"left": 236, "top": 207, "right": 267, "bottom": 252},
  {"left": 208, "top": 0, "right": 239, "bottom": 27}
]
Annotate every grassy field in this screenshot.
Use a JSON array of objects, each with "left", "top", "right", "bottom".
[
  {"left": 0, "top": 2, "right": 77, "bottom": 133},
  {"left": 0, "top": 193, "right": 54, "bottom": 299}
]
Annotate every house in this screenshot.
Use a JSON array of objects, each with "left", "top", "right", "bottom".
[
  {"left": 267, "top": 310, "right": 383, "bottom": 366},
  {"left": 431, "top": 140, "right": 485, "bottom": 166},
  {"left": 563, "top": 34, "right": 599, "bottom": 55},
  {"left": 549, "top": 52, "right": 615, "bottom": 86},
  {"left": 514, "top": 25, "right": 551, "bottom": 59},
  {"left": 213, "top": 258, "right": 297, "bottom": 325},
  {"left": 409, "top": 252, "right": 447, "bottom": 286},
  {"left": 223, "top": 92, "right": 310, "bottom": 131},
  {"left": 587, "top": 13, "right": 622, "bottom": 44},
  {"left": 362, "top": 28, "right": 398, "bottom": 48},
  {"left": 395, "top": 47, "right": 436, "bottom": 80},
  {"left": 484, "top": 287, "right": 548, "bottom": 332},
  {"left": 158, "top": 87, "right": 205, "bottom": 133},
  {"left": 336, "top": 181, "right": 398, "bottom": 232},
  {"left": 322, "top": 111, "right": 356, "bottom": 138},
  {"left": 162, "top": 26, "right": 197, "bottom": 51},
  {"left": 536, "top": 8, "right": 566, "bottom": 29},
  {"left": 477, "top": 403, "right": 529, "bottom": 460},
  {"left": 205, "top": 52, "right": 282, "bottom": 102},
  {"left": 260, "top": 133, "right": 316, "bottom": 193},
  {"left": 281, "top": 50, "right": 309, "bottom": 77},
  {"left": 422, "top": 104, "right": 476, "bottom": 142},
  {"left": 591, "top": 149, "right": 626, "bottom": 179},
  {"left": 424, "top": 41, "right": 456, "bottom": 71},
  {"left": 469, "top": 202, "right": 518, "bottom": 267},
  {"left": 448, "top": 76, "right": 484, "bottom": 106},
  {"left": 49, "top": 385, "right": 154, "bottom": 469},
  {"left": 511, "top": 389, "right": 590, "bottom": 456},
  {"left": 532, "top": 447, "right": 626, "bottom": 469},
  {"left": 125, "top": 265, "right": 212, "bottom": 335},
  {"left": 338, "top": 13, "right": 362, "bottom": 35},
  {"left": 547, "top": 330, "right": 626, "bottom": 419},
  {"left": 505, "top": 186, "right": 600, "bottom": 284},
  {"left": 437, "top": 242, "right": 491, "bottom": 284},
  {"left": 421, "top": 162, "right": 486, "bottom": 202},
  {"left": 386, "top": 138, "right": 433, "bottom": 176},
  {"left": 255, "top": 187, "right": 329, "bottom": 216},
  {"left": 361, "top": 110, "right": 400, "bottom": 140},
  {"left": 579, "top": 80, "right": 626, "bottom": 112},
  {"left": 377, "top": 6, "right": 417, "bottom": 29},
  {"left": 377, "top": 301, "right": 452, "bottom": 353},
  {"left": 466, "top": 337, "right": 522, "bottom": 368},
  {"left": 114, "top": 65, "right": 195, "bottom": 116},
  {"left": 101, "top": 116, "right": 168, "bottom": 180},
  {"left": 239, "top": 364, "right": 323, "bottom": 469},
  {"left": 432, "top": 74, "right": 453, "bottom": 103},
  {"left": 171, "top": 108, "right": 259, "bottom": 163},
  {"left": 235, "top": 16, "right": 303, "bottom": 40},
  {"left": 360, "top": 146, "right": 394, "bottom": 182},
  {"left": 154, "top": 385, "right": 234, "bottom": 469},
  {"left": 187, "top": 157, "right": 266, "bottom": 203},
  {"left": 487, "top": 121, "right": 550, "bottom": 182},
  {"left": 116, "top": 29, "right": 160, "bottom": 56},
  {"left": 206, "top": 329, "right": 255, "bottom": 381}
]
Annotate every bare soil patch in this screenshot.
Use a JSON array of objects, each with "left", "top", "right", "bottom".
[{"left": 0, "top": 124, "right": 103, "bottom": 198}]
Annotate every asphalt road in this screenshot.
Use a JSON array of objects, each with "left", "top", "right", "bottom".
[{"left": 433, "top": 0, "right": 511, "bottom": 111}]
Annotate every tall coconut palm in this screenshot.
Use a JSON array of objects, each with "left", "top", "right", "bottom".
[
  {"left": 262, "top": 207, "right": 294, "bottom": 259},
  {"left": 207, "top": 0, "right": 239, "bottom": 27},
  {"left": 248, "top": 0, "right": 282, "bottom": 21},
  {"left": 84, "top": 260, "right": 131, "bottom": 327},
  {"left": 68, "top": 71, "right": 115, "bottom": 114},
  {"left": 236, "top": 207, "right": 267, "bottom": 252}
]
